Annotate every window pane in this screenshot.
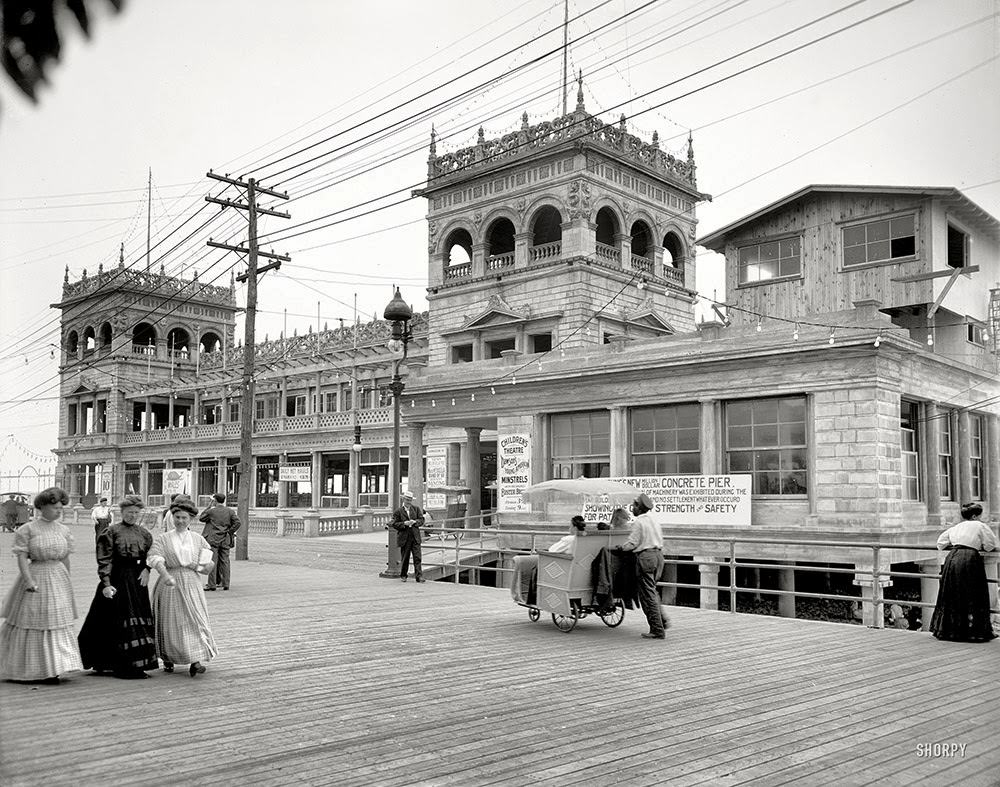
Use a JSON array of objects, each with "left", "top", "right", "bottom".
[
  {"left": 728, "top": 425, "right": 752, "bottom": 448},
  {"left": 867, "top": 220, "right": 889, "bottom": 242},
  {"left": 633, "top": 430, "right": 654, "bottom": 453},
  {"left": 780, "top": 237, "right": 800, "bottom": 257},
  {"left": 758, "top": 260, "right": 778, "bottom": 279},
  {"left": 728, "top": 401, "right": 752, "bottom": 426},
  {"left": 890, "top": 216, "right": 913, "bottom": 237},
  {"left": 677, "top": 453, "right": 702, "bottom": 474},
  {"left": 867, "top": 240, "right": 890, "bottom": 262},
  {"left": 676, "top": 428, "right": 699, "bottom": 451},
  {"left": 844, "top": 245, "right": 866, "bottom": 267},
  {"left": 843, "top": 225, "right": 866, "bottom": 247},
  {"left": 728, "top": 451, "right": 752, "bottom": 472},
  {"left": 653, "top": 430, "right": 675, "bottom": 452},
  {"left": 890, "top": 236, "right": 915, "bottom": 258},
  {"left": 755, "top": 399, "right": 779, "bottom": 423},
  {"left": 753, "top": 424, "right": 779, "bottom": 446},
  {"left": 759, "top": 242, "right": 778, "bottom": 262},
  {"left": 738, "top": 246, "right": 757, "bottom": 264}
]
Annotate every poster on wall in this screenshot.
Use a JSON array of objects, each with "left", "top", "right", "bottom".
[
  {"left": 163, "top": 468, "right": 191, "bottom": 497},
  {"left": 424, "top": 445, "right": 447, "bottom": 510},
  {"left": 580, "top": 475, "right": 752, "bottom": 526},
  {"left": 278, "top": 465, "right": 311, "bottom": 483},
  {"left": 497, "top": 433, "right": 531, "bottom": 513}
]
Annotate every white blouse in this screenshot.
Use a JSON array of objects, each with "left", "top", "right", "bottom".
[{"left": 936, "top": 520, "right": 998, "bottom": 552}]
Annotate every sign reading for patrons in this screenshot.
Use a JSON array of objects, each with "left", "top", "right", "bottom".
[
  {"left": 581, "top": 475, "right": 752, "bottom": 526},
  {"left": 497, "top": 434, "right": 531, "bottom": 513},
  {"left": 278, "top": 465, "right": 311, "bottom": 483}
]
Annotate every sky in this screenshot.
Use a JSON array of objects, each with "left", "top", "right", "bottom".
[{"left": 1, "top": 0, "right": 998, "bottom": 460}]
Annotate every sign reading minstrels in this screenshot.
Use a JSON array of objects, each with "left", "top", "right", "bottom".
[
  {"left": 278, "top": 465, "right": 311, "bottom": 483},
  {"left": 497, "top": 433, "right": 531, "bottom": 513},
  {"left": 425, "top": 445, "right": 447, "bottom": 509},
  {"left": 581, "top": 475, "right": 752, "bottom": 526}
]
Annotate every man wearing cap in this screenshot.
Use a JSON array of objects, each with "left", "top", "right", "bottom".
[
  {"left": 391, "top": 490, "right": 426, "bottom": 583},
  {"left": 91, "top": 496, "right": 113, "bottom": 542},
  {"left": 615, "top": 493, "right": 667, "bottom": 639}
]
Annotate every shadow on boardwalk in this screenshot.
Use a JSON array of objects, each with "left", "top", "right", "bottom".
[{"left": 1, "top": 526, "right": 998, "bottom": 786}]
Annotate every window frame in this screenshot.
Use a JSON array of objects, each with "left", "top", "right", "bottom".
[
  {"left": 736, "top": 234, "right": 803, "bottom": 287},
  {"left": 970, "top": 414, "right": 984, "bottom": 501},
  {"left": 451, "top": 343, "right": 474, "bottom": 363},
  {"left": 947, "top": 223, "right": 969, "bottom": 269},
  {"left": 724, "top": 395, "right": 807, "bottom": 497},
  {"left": 551, "top": 410, "right": 611, "bottom": 479},
  {"left": 900, "top": 400, "right": 921, "bottom": 502},
  {"left": 938, "top": 410, "right": 954, "bottom": 501},
  {"left": 630, "top": 402, "right": 702, "bottom": 476},
  {"left": 840, "top": 211, "right": 917, "bottom": 270}
]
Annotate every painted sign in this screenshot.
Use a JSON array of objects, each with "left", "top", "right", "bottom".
[
  {"left": 424, "top": 445, "right": 447, "bottom": 510},
  {"left": 278, "top": 465, "right": 311, "bottom": 483},
  {"left": 497, "top": 433, "right": 531, "bottom": 513},
  {"left": 163, "top": 468, "right": 191, "bottom": 497},
  {"left": 580, "top": 475, "right": 752, "bottom": 526}
]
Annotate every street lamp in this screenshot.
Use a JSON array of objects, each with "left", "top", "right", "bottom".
[{"left": 380, "top": 286, "right": 412, "bottom": 578}]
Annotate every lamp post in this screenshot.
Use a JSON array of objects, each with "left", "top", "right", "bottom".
[{"left": 380, "top": 286, "right": 412, "bottom": 579}]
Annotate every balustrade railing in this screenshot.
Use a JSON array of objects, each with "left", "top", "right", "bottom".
[
  {"left": 529, "top": 241, "right": 561, "bottom": 262},
  {"left": 487, "top": 252, "right": 515, "bottom": 270},
  {"left": 662, "top": 264, "right": 683, "bottom": 285},
  {"left": 445, "top": 263, "right": 471, "bottom": 280},
  {"left": 630, "top": 254, "right": 653, "bottom": 273},
  {"left": 595, "top": 242, "right": 621, "bottom": 264}
]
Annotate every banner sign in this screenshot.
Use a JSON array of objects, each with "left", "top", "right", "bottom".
[
  {"left": 278, "top": 465, "right": 311, "bottom": 483},
  {"left": 424, "top": 445, "right": 447, "bottom": 510},
  {"left": 581, "top": 475, "right": 752, "bottom": 526},
  {"left": 497, "top": 433, "right": 531, "bottom": 513},
  {"left": 163, "top": 468, "right": 191, "bottom": 497}
]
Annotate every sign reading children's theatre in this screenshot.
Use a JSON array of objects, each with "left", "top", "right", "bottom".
[
  {"left": 497, "top": 434, "right": 531, "bottom": 513},
  {"left": 583, "top": 475, "right": 752, "bottom": 526}
]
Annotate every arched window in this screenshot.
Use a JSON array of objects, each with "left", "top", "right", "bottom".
[
  {"left": 444, "top": 228, "right": 473, "bottom": 266},
  {"left": 99, "top": 322, "right": 113, "bottom": 348},
  {"left": 485, "top": 217, "right": 515, "bottom": 259},
  {"left": 132, "top": 323, "right": 157, "bottom": 355},
  {"left": 596, "top": 207, "right": 619, "bottom": 246},
  {"left": 66, "top": 330, "right": 79, "bottom": 356},
  {"left": 630, "top": 220, "right": 653, "bottom": 260},
  {"left": 663, "top": 231, "right": 685, "bottom": 268},
  {"left": 531, "top": 206, "right": 563, "bottom": 246},
  {"left": 82, "top": 326, "right": 96, "bottom": 352},
  {"left": 167, "top": 327, "right": 191, "bottom": 359},
  {"left": 200, "top": 331, "right": 222, "bottom": 354}
]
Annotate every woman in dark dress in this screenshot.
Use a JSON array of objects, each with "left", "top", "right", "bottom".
[
  {"left": 78, "top": 495, "right": 159, "bottom": 678},
  {"left": 930, "top": 502, "right": 998, "bottom": 642}
]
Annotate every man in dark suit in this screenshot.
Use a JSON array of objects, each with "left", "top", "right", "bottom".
[
  {"left": 199, "top": 492, "right": 242, "bottom": 591},
  {"left": 391, "top": 489, "right": 425, "bottom": 583}
]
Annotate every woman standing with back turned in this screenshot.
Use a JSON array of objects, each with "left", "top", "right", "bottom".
[{"left": 930, "top": 502, "right": 997, "bottom": 642}]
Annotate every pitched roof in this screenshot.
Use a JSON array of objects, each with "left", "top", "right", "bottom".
[{"left": 698, "top": 185, "right": 1000, "bottom": 251}]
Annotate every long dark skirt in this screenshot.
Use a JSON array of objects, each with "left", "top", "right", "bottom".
[
  {"left": 929, "top": 547, "right": 997, "bottom": 642},
  {"left": 78, "top": 560, "right": 158, "bottom": 672}
]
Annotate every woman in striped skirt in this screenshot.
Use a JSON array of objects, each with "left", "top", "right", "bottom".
[{"left": 147, "top": 497, "right": 217, "bottom": 676}]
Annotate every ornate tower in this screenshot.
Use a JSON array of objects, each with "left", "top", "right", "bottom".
[{"left": 416, "top": 76, "right": 709, "bottom": 367}]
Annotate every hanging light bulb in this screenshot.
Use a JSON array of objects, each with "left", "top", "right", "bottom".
[
  {"left": 559, "top": 347, "right": 565, "bottom": 358},
  {"left": 756, "top": 316, "right": 763, "bottom": 333},
  {"left": 451, "top": 398, "right": 456, "bottom": 406},
  {"left": 470, "top": 393, "right": 475, "bottom": 402},
  {"left": 431, "top": 399, "right": 436, "bottom": 407},
  {"left": 511, "top": 376, "right": 517, "bottom": 385},
  {"left": 828, "top": 328, "right": 835, "bottom": 345},
  {"left": 873, "top": 331, "right": 882, "bottom": 348},
  {"left": 536, "top": 360, "right": 542, "bottom": 370},
  {"left": 792, "top": 324, "right": 799, "bottom": 341},
  {"left": 926, "top": 331, "right": 934, "bottom": 346},
  {"left": 410, "top": 400, "right": 415, "bottom": 408},
  {"left": 490, "top": 386, "right": 496, "bottom": 395},
  {"left": 637, "top": 279, "right": 646, "bottom": 291}
]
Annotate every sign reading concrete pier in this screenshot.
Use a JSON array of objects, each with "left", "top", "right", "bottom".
[{"left": 582, "top": 475, "right": 752, "bottom": 526}]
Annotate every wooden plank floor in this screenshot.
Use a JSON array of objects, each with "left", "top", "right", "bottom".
[{"left": 1, "top": 526, "right": 997, "bottom": 787}]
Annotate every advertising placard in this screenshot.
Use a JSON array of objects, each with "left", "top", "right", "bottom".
[
  {"left": 278, "top": 465, "right": 311, "bottom": 483},
  {"left": 424, "top": 445, "right": 447, "bottom": 510},
  {"left": 580, "top": 475, "right": 752, "bottom": 526},
  {"left": 163, "top": 468, "right": 191, "bottom": 497},
  {"left": 497, "top": 433, "right": 531, "bottom": 513}
]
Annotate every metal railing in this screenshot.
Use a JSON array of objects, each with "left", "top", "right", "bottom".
[{"left": 414, "top": 525, "right": 999, "bottom": 627}]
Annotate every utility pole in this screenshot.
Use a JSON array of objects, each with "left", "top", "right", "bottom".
[{"left": 205, "top": 171, "right": 290, "bottom": 561}]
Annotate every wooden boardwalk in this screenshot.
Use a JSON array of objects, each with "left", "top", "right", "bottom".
[{"left": 1, "top": 526, "right": 998, "bottom": 787}]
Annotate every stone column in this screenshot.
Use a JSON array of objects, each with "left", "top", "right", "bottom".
[
  {"left": 139, "top": 460, "right": 149, "bottom": 500},
  {"left": 987, "top": 414, "right": 1000, "bottom": 520},
  {"left": 918, "top": 560, "right": 940, "bottom": 632},
  {"left": 280, "top": 377, "right": 288, "bottom": 418},
  {"left": 144, "top": 397, "right": 152, "bottom": 431},
  {"left": 609, "top": 406, "right": 628, "bottom": 477},
  {"left": 923, "top": 402, "right": 942, "bottom": 526},
  {"left": 92, "top": 392, "right": 99, "bottom": 433},
  {"left": 446, "top": 442, "right": 462, "bottom": 485},
  {"left": 221, "top": 392, "right": 229, "bottom": 423},
  {"left": 514, "top": 231, "right": 532, "bottom": 268},
  {"left": 277, "top": 452, "right": 288, "bottom": 508},
  {"left": 168, "top": 394, "right": 175, "bottom": 429},
  {"left": 311, "top": 451, "right": 322, "bottom": 507},
  {"left": 471, "top": 242, "right": 487, "bottom": 278},
  {"left": 531, "top": 414, "right": 549, "bottom": 484},
  {"left": 193, "top": 389, "right": 202, "bottom": 425},
  {"left": 615, "top": 232, "right": 630, "bottom": 270},
  {"left": 697, "top": 557, "right": 719, "bottom": 611},
  {"left": 408, "top": 423, "right": 425, "bottom": 506},
  {"left": 651, "top": 243, "right": 665, "bottom": 280},
  {"left": 699, "top": 399, "right": 720, "bottom": 474},
  {"left": 189, "top": 462, "right": 199, "bottom": 501},
  {"left": 464, "top": 427, "right": 482, "bottom": 529},
  {"left": 777, "top": 564, "right": 796, "bottom": 619},
  {"left": 217, "top": 457, "right": 227, "bottom": 499}
]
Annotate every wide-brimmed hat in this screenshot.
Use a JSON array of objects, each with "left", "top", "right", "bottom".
[{"left": 402, "top": 490, "right": 414, "bottom": 500}]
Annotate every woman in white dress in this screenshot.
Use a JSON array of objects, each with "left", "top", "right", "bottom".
[
  {"left": 147, "top": 498, "right": 218, "bottom": 676},
  {"left": 0, "top": 487, "right": 83, "bottom": 683}
]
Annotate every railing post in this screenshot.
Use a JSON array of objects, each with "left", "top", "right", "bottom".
[
  {"left": 359, "top": 507, "right": 374, "bottom": 533},
  {"left": 871, "top": 546, "right": 884, "bottom": 629},
  {"left": 303, "top": 508, "right": 320, "bottom": 538},
  {"left": 454, "top": 531, "right": 461, "bottom": 584},
  {"left": 729, "top": 540, "right": 737, "bottom": 614}
]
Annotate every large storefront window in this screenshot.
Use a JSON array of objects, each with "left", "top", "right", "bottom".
[
  {"left": 938, "top": 411, "right": 953, "bottom": 501},
  {"left": 901, "top": 401, "right": 920, "bottom": 501},
  {"left": 322, "top": 454, "right": 350, "bottom": 508},
  {"left": 256, "top": 455, "right": 279, "bottom": 507},
  {"left": 971, "top": 414, "right": 984, "bottom": 501},
  {"left": 551, "top": 411, "right": 610, "bottom": 478},
  {"left": 359, "top": 448, "right": 389, "bottom": 508},
  {"left": 726, "top": 397, "right": 806, "bottom": 495},
  {"left": 630, "top": 403, "right": 700, "bottom": 475},
  {"left": 286, "top": 452, "right": 313, "bottom": 507},
  {"left": 197, "top": 460, "right": 219, "bottom": 505}
]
